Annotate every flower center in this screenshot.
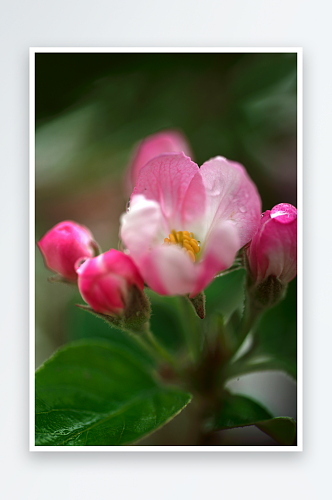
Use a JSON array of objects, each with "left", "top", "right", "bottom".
[{"left": 163, "top": 230, "right": 200, "bottom": 262}]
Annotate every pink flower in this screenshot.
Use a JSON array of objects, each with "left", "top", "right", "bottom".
[
  {"left": 245, "top": 203, "right": 297, "bottom": 285},
  {"left": 38, "top": 221, "right": 97, "bottom": 282},
  {"left": 125, "top": 130, "right": 192, "bottom": 195},
  {"left": 76, "top": 249, "right": 144, "bottom": 316},
  {"left": 120, "top": 153, "right": 262, "bottom": 297}
]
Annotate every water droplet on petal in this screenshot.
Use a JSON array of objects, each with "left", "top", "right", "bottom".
[
  {"left": 239, "top": 206, "right": 246, "bottom": 213},
  {"left": 126, "top": 199, "right": 131, "bottom": 212}
]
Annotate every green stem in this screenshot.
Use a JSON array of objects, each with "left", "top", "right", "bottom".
[
  {"left": 215, "top": 297, "right": 263, "bottom": 390},
  {"left": 125, "top": 327, "right": 162, "bottom": 362},
  {"left": 144, "top": 327, "right": 178, "bottom": 368},
  {"left": 235, "top": 298, "right": 262, "bottom": 354},
  {"left": 179, "top": 296, "right": 202, "bottom": 364}
]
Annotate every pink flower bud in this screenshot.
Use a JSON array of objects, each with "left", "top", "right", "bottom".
[
  {"left": 37, "top": 221, "right": 97, "bottom": 282},
  {"left": 125, "top": 130, "right": 193, "bottom": 195},
  {"left": 76, "top": 249, "right": 144, "bottom": 316},
  {"left": 246, "top": 203, "right": 297, "bottom": 285}
]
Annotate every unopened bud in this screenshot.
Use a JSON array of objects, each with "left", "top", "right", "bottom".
[
  {"left": 76, "top": 249, "right": 150, "bottom": 333},
  {"left": 244, "top": 203, "right": 297, "bottom": 310},
  {"left": 37, "top": 220, "right": 98, "bottom": 282}
]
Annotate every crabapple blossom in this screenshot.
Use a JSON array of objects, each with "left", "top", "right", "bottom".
[{"left": 121, "top": 152, "right": 262, "bottom": 297}]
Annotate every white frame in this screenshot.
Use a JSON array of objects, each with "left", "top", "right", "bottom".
[{"left": 29, "top": 47, "right": 303, "bottom": 452}]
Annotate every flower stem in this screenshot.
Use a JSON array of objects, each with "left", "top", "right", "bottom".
[
  {"left": 144, "top": 327, "right": 178, "bottom": 368},
  {"left": 179, "top": 296, "right": 203, "bottom": 364},
  {"left": 235, "top": 295, "right": 262, "bottom": 353}
]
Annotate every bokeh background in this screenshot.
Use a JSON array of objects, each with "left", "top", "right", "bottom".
[{"left": 35, "top": 52, "right": 297, "bottom": 446}]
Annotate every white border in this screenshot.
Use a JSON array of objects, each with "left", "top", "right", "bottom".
[{"left": 29, "top": 47, "right": 302, "bottom": 452}]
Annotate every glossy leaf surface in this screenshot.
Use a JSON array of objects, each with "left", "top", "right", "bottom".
[{"left": 35, "top": 339, "right": 192, "bottom": 446}]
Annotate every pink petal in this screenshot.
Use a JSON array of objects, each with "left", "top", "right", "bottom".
[
  {"left": 199, "top": 157, "right": 262, "bottom": 247},
  {"left": 76, "top": 249, "right": 144, "bottom": 315},
  {"left": 139, "top": 245, "right": 197, "bottom": 296},
  {"left": 80, "top": 274, "right": 127, "bottom": 315},
  {"left": 132, "top": 153, "right": 204, "bottom": 231},
  {"left": 101, "top": 249, "right": 144, "bottom": 290},
  {"left": 246, "top": 211, "right": 271, "bottom": 282},
  {"left": 126, "top": 130, "right": 193, "bottom": 195},
  {"left": 191, "top": 220, "right": 240, "bottom": 297},
  {"left": 120, "top": 195, "right": 166, "bottom": 259},
  {"left": 247, "top": 204, "right": 297, "bottom": 284},
  {"left": 37, "top": 220, "right": 95, "bottom": 281}
]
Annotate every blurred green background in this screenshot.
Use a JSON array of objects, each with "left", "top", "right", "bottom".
[{"left": 35, "top": 52, "right": 297, "bottom": 445}]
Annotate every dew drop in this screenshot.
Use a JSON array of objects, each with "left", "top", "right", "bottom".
[
  {"left": 239, "top": 206, "right": 246, "bottom": 213},
  {"left": 126, "top": 199, "right": 131, "bottom": 212}
]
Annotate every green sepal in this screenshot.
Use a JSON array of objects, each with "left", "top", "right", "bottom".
[
  {"left": 47, "top": 275, "right": 77, "bottom": 286},
  {"left": 247, "top": 275, "right": 288, "bottom": 311},
  {"left": 76, "top": 285, "right": 151, "bottom": 334},
  {"left": 188, "top": 291, "right": 206, "bottom": 319}
]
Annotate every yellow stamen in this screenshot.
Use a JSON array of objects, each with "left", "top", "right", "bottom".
[
  {"left": 187, "top": 249, "right": 195, "bottom": 262},
  {"left": 176, "top": 231, "right": 183, "bottom": 244},
  {"left": 164, "top": 229, "right": 200, "bottom": 262},
  {"left": 183, "top": 241, "right": 193, "bottom": 252},
  {"left": 169, "top": 232, "right": 177, "bottom": 244},
  {"left": 189, "top": 239, "right": 200, "bottom": 254}
]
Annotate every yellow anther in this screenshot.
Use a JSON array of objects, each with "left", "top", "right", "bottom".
[
  {"left": 169, "top": 232, "right": 177, "bottom": 244},
  {"left": 177, "top": 231, "right": 183, "bottom": 244},
  {"left": 183, "top": 241, "right": 193, "bottom": 253},
  {"left": 189, "top": 239, "right": 200, "bottom": 254},
  {"left": 166, "top": 229, "right": 200, "bottom": 263},
  {"left": 187, "top": 249, "right": 195, "bottom": 262}
]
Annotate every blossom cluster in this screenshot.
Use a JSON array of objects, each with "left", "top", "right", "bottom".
[{"left": 38, "top": 130, "right": 297, "bottom": 318}]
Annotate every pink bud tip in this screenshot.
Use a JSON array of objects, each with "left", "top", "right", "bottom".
[
  {"left": 76, "top": 249, "right": 144, "bottom": 316},
  {"left": 37, "top": 221, "right": 97, "bottom": 282},
  {"left": 246, "top": 203, "right": 297, "bottom": 285}
]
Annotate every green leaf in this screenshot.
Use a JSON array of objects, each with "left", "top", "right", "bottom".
[
  {"left": 64, "top": 296, "right": 155, "bottom": 368},
  {"left": 228, "top": 278, "right": 297, "bottom": 380},
  {"left": 255, "top": 278, "right": 297, "bottom": 379},
  {"left": 205, "top": 269, "right": 245, "bottom": 321},
  {"left": 256, "top": 417, "right": 297, "bottom": 446},
  {"left": 35, "top": 339, "right": 192, "bottom": 446},
  {"left": 212, "top": 392, "right": 296, "bottom": 445},
  {"left": 145, "top": 290, "right": 187, "bottom": 353},
  {"left": 214, "top": 392, "right": 273, "bottom": 429}
]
